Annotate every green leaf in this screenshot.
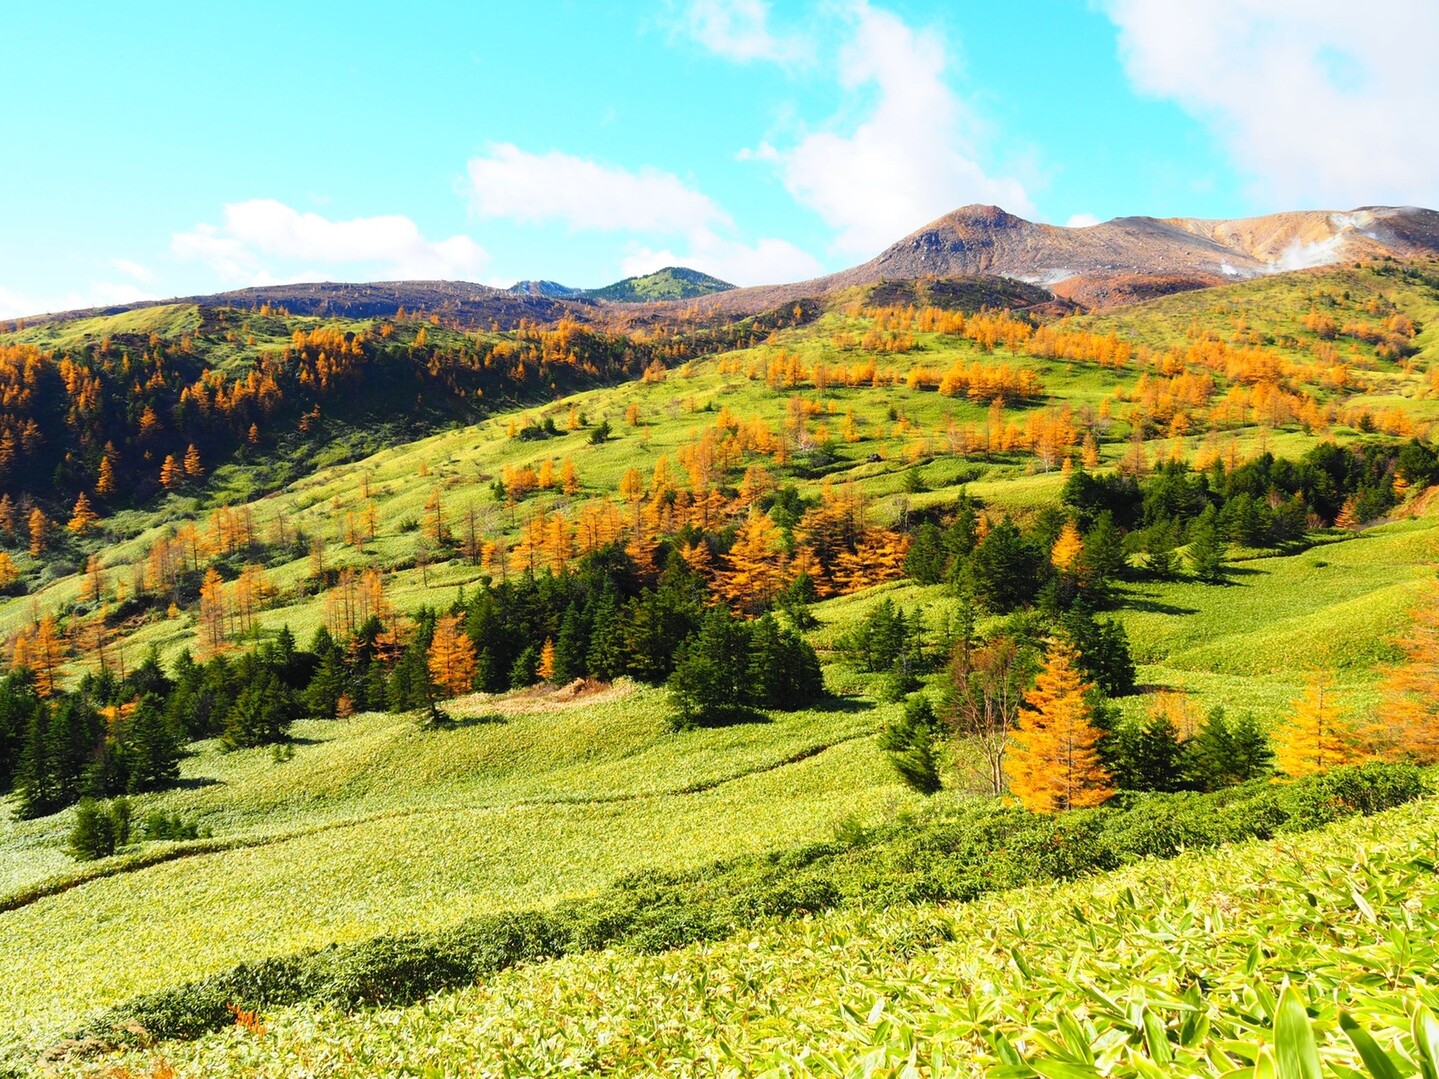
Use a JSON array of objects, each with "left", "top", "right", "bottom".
[
  {"left": 1126, "top": 1051, "right": 1170, "bottom": 1079},
  {"left": 1028, "top": 1059, "right": 1101, "bottom": 1079},
  {"left": 1339, "top": 1011, "right": 1403, "bottom": 1079},
  {"left": 1413, "top": 1006, "right": 1439, "bottom": 1079},
  {"left": 1274, "top": 986, "right": 1323, "bottom": 1079},
  {"left": 1142, "top": 1008, "right": 1173, "bottom": 1066},
  {"left": 1012, "top": 948, "right": 1036, "bottom": 981},
  {"left": 1056, "top": 1011, "right": 1095, "bottom": 1064}
]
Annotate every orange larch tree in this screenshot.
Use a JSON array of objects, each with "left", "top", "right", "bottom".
[
  {"left": 67, "top": 492, "right": 99, "bottom": 534},
  {"left": 159, "top": 454, "right": 183, "bottom": 489},
  {"left": 27, "top": 508, "right": 47, "bottom": 557},
  {"left": 428, "top": 614, "right": 477, "bottom": 698},
  {"left": 1273, "top": 672, "right": 1372, "bottom": 777},
  {"left": 1003, "top": 638, "right": 1113, "bottom": 813},
  {"left": 1377, "top": 582, "right": 1439, "bottom": 762},
  {"left": 718, "top": 509, "right": 789, "bottom": 611},
  {"left": 198, "top": 566, "right": 227, "bottom": 655},
  {"left": 1050, "top": 520, "right": 1084, "bottom": 574},
  {"left": 30, "top": 614, "right": 64, "bottom": 698}
]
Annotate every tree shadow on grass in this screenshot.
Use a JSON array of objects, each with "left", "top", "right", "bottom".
[
  {"left": 808, "top": 695, "right": 876, "bottom": 715},
  {"left": 417, "top": 705, "right": 507, "bottom": 731},
  {"left": 1119, "top": 594, "right": 1200, "bottom": 616},
  {"left": 169, "top": 776, "right": 222, "bottom": 791}
]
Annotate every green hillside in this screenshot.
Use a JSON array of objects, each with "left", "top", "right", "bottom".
[
  {"left": 3, "top": 261, "right": 1439, "bottom": 1075},
  {"left": 586, "top": 266, "right": 735, "bottom": 301}
]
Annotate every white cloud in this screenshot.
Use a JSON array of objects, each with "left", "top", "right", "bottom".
[
  {"left": 749, "top": 1, "right": 1032, "bottom": 256},
  {"left": 619, "top": 234, "right": 822, "bottom": 287},
  {"left": 468, "top": 144, "right": 728, "bottom": 234},
  {"left": 0, "top": 280, "right": 157, "bottom": 320},
  {"left": 111, "top": 258, "right": 154, "bottom": 283},
  {"left": 467, "top": 143, "right": 820, "bottom": 285},
  {"left": 1101, "top": 0, "right": 1439, "bottom": 208},
  {"left": 1065, "top": 213, "right": 1101, "bottom": 229},
  {"left": 172, "top": 200, "right": 488, "bottom": 283},
  {"left": 676, "top": 0, "right": 810, "bottom": 63},
  {"left": 0, "top": 285, "right": 34, "bottom": 320}
]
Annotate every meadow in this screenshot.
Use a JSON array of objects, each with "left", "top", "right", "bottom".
[
  {"left": 3, "top": 261, "right": 1439, "bottom": 1075},
  {"left": 61, "top": 780, "right": 1439, "bottom": 1078}
]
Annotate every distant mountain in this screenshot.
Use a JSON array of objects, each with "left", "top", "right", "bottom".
[
  {"left": 507, "top": 280, "right": 585, "bottom": 300},
  {"left": 677, "top": 204, "right": 1439, "bottom": 314},
  {"left": 588, "top": 267, "right": 734, "bottom": 301},
  {"left": 14, "top": 206, "right": 1439, "bottom": 329},
  {"left": 834, "top": 204, "right": 1439, "bottom": 308},
  {"left": 14, "top": 280, "right": 590, "bottom": 330},
  {"left": 509, "top": 266, "right": 735, "bottom": 303}
]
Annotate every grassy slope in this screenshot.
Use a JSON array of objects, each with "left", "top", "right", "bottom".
[
  {"left": 0, "top": 683, "right": 912, "bottom": 1060},
  {"left": 66, "top": 789, "right": 1439, "bottom": 1078}
]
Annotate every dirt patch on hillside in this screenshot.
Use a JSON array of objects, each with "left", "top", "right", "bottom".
[{"left": 447, "top": 677, "right": 634, "bottom": 717}]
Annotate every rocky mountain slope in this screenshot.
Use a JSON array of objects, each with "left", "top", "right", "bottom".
[{"left": 682, "top": 204, "right": 1439, "bottom": 314}]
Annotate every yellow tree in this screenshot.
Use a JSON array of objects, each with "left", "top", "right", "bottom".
[
  {"left": 619, "top": 467, "right": 646, "bottom": 505},
  {"left": 1004, "top": 638, "right": 1113, "bottom": 813},
  {"left": 67, "top": 492, "right": 99, "bottom": 534},
  {"left": 424, "top": 488, "right": 447, "bottom": 543},
  {"left": 0, "top": 551, "right": 16, "bottom": 589},
  {"left": 96, "top": 454, "right": 117, "bottom": 497},
  {"left": 159, "top": 453, "right": 183, "bottom": 489},
  {"left": 560, "top": 457, "right": 580, "bottom": 495},
  {"left": 198, "top": 566, "right": 227, "bottom": 655},
  {"left": 183, "top": 443, "right": 204, "bottom": 479},
  {"left": 1273, "top": 673, "right": 1370, "bottom": 777},
  {"left": 30, "top": 615, "right": 64, "bottom": 698},
  {"left": 27, "top": 508, "right": 47, "bottom": 557},
  {"left": 1050, "top": 520, "right": 1084, "bottom": 573},
  {"left": 428, "top": 614, "right": 476, "bottom": 698},
  {"left": 84, "top": 554, "right": 107, "bottom": 604},
  {"left": 538, "top": 638, "right": 557, "bottom": 683},
  {"left": 1377, "top": 582, "right": 1439, "bottom": 762},
  {"left": 719, "top": 509, "right": 789, "bottom": 611}
]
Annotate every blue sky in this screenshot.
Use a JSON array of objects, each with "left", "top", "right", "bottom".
[{"left": 2, "top": 0, "right": 1436, "bottom": 317}]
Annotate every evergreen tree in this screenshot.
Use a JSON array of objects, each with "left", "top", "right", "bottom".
[
  {"left": 69, "top": 798, "right": 118, "bottom": 861},
  {"left": 1060, "top": 611, "right": 1137, "bottom": 698},
  {"left": 586, "top": 587, "right": 626, "bottom": 681},
  {"left": 747, "top": 615, "right": 824, "bottom": 710},
  {"left": 552, "top": 604, "right": 588, "bottom": 684},
  {"left": 1182, "top": 707, "right": 1273, "bottom": 790},
  {"left": 0, "top": 672, "right": 40, "bottom": 793},
  {"left": 967, "top": 518, "right": 1045, "bottom": 613},
  {"left": 668, "top": 608, "right": 754, "bottom": 729},
  {"left": 304, "top": 649, "right": 348, "bottom": 718},
  {"left": 508, "top": 643, "right": 540, "bottom": 689},
  {"left": 121, "top": 698, "right": 181, "bottom": 793},
  {"left": 222, "top": 672, "right": 296, "bottom": 749},
  {"left": 878, "top": 695, "right": 942, "bottom": 794},
  {"left": 903, "top": 522, "right": 947, "bottom": 584},
  {"left": 1077, "top": 511, "right": 1126, "bottom": 603},
  {"left": 1109, "top": 715, "right": 1187, "bottom": 792},
  {"left": 388, "top": 640, "right": 433, "bottom": 712},
  {"left": 1186, "top": 504, "right": 1227, "bottom": 582}
]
